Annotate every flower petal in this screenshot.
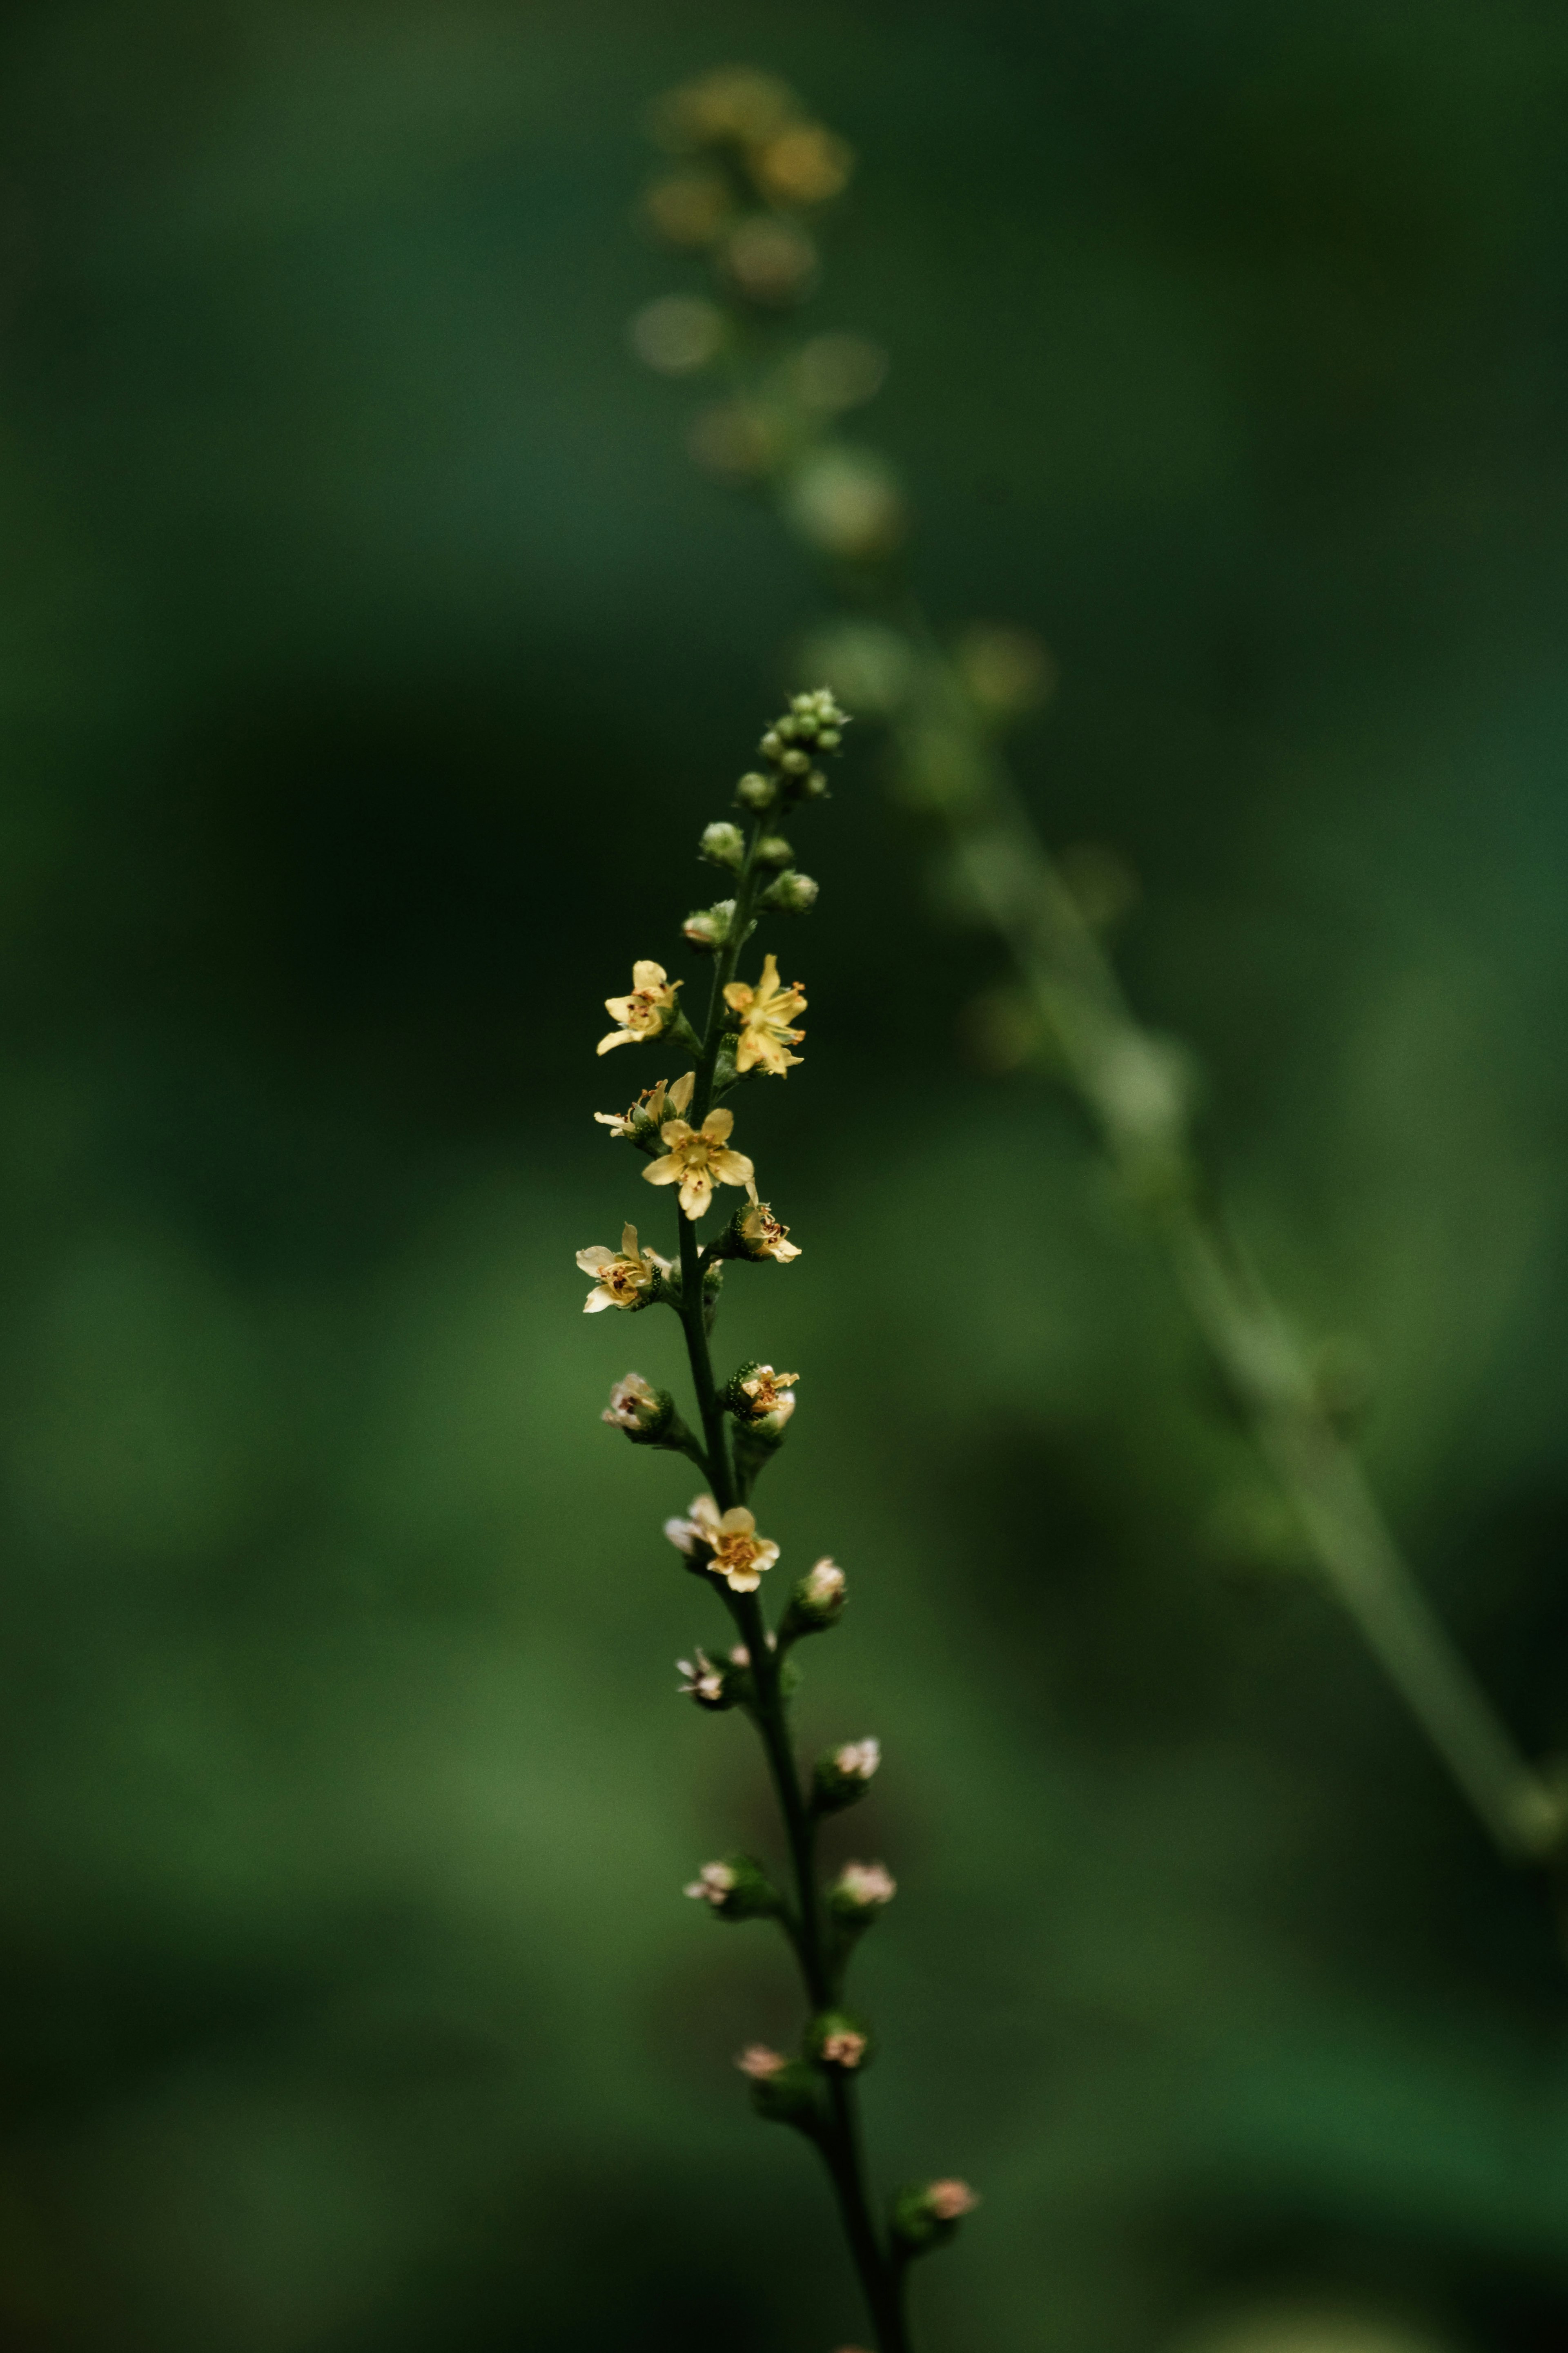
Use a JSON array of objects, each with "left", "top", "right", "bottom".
[
  {"left": 583, "top": 1288, "right": 615, "bottom": 1313},
  {"left": 659, "top": 1119, "right": 695, "bottom": 1148},
  {"left": 576, "top": 1247, "right": 615, "bottom": 1273},
  {"left": 632, "top": 961, "right": 668, "bottom": 990},
  {"left": 710, "top": 1149, "right": 755, "bottom": 1186},
  {"left": 719, "top": 1508, "right": 756, "bottom": 1536},
  {"left": 597, "top": 1028, "right": 634, "bottom": 1055},
  {"left": 643, "top": 1155, "right": 681, "bottom": 1186},
  {"left": 619, "top": 1223, "right": 640, "bottom": 1258},
  {"left": 702, "top": 1107, "right": 735, "bottom": 1142},
  {"left": 667, "top": 1070, "right": 696, "bottom": 1113}
]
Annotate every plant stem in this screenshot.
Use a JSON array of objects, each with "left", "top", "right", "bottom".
[{"left": 669, "top": 821, "right": 911, "bottom": 2352}]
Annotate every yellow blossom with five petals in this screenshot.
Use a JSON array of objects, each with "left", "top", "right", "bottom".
[
  {"left": 597, "top": 960, "right": 683, "bottom": 1056},
  {"left": 575, "top": 1223, "right": 669, "bottom": 1312},
  {"left": 687, "top": 1494, "right": 780, "bottom": 1592},
  {"left": 724, "top": 953, "right": 806, "bottom": 1076},
  {"left": 644, "top": 1106, "right": 754, "bottom": 1220}
]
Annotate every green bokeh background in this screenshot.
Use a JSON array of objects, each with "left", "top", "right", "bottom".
[{"left": 1, "top": 3, "right": 1567, "bottom": 2348}]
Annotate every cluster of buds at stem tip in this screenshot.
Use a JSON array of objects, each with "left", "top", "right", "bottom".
[
  {"left": 779, "top": 1555, "right": 846, "bottom": 1641},
  {"left": 829, "top": 1860, "right": 896, "bottom": 1928},
  {"left": 734, "top": 688, "right": 850, "bottom": 821},
  {"left": 891, "top": 2178, "right": 981, "bottom": 2256},
  {"left": 664, "top": 1494, "right": 780, "bottom": 1591},
  {"left": 683, "top": 1854, "right": 780, "bottom": 1922},
  {"left": 813, "top": 1736, "right": 880, "bottom": 1814}
]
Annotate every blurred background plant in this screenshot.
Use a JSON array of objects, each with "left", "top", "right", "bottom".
[{"left": 2, "top": 5, "right": 1568, "bottom": 2353}]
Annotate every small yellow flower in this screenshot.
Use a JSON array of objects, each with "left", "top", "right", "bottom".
[
  {"left": 687, "top": 1494, "right": 780, "bottom": 1592},
  {"left": 737, "top": 1365, "right": 798, "bottom": 1419},
  {"left": 644, "top": 1106, "right": 754, "bottom": 1220},
  {"left": 739, "top": 1181, "right": 801, "bottom": 1262},
  {"left": 575, "top": 1223, "right": 668, "bottom": 1313},
  {"left": 597, "top": 960, "right": 683, "bottom": 1056},
  {"left": 724, "top": 953, "right": 806, "bottom": 1076},
  {"left": 593, "top": 1069, "right": 694, "bottom": 1137}
]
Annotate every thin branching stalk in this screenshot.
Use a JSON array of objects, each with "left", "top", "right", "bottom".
[{"left": 626, "top": 64, "right": 1568, "bottom": 1878}]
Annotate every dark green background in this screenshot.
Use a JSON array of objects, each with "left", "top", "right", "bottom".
[{"left": 0, "top": 3, "right": 1566, "bottom": 2348}]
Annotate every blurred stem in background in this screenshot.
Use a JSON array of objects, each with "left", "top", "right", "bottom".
[{"left": 628, "top": 67, "right": 1568, "bottom": 1880}]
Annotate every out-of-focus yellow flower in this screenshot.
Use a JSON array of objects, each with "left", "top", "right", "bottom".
[
  {"left": 644, "top": 1108, "right": 754, "bottom": 1219},
  {"left": 598, "top": 961, "right": 683, "bottom": 1056},
  {"left": 575, "top": 1223, "right": 668, "bottom": 1313},
  {"left": 753, "top": 122, "right": 854, "bottom": 206},
  {"left": 655, "top": 67, "right": 797, "bottom": 150},
  {"left": 641, "top": 169, "right": 734, "bottom": 248},
  {"left": 720, "top": 217, "right": 817, "bottom": 307},
  {"left": 724, "top": 953, "right": 806, "bottom": 1076}
]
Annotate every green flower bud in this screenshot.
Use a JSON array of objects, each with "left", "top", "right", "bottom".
[
  {"left": 812, "top": 1737, "right": 880, "bottom": 1814},
  {"left": 758, "top": 731, "right": 784, "bottom": 759},
  {"left": 808, "top": 2010, "right": 872, "bottom": 2071},
  {"left": 801, "top": 769, "right": 829, "bottom": 798},
  {"left": 683, "top": 1854, "right": 780, "bottom": 1921},
  {"left": 762, "top": 869, "right": 819, "bottom": 913},
  {"left": 755, "top": 834, "right": 795, "bottom": 868},
  {"left": 736, "top": 770, "right": 777, "bottom": 810},
  {"left": 700, "top": 820, "right": 746, "bottom": 869},
  {"left": 780, "top": 747, "right": 811, "bottom": 775},
  {"left": 828, "top": 1859, "right": 896, "bottom": 1924},
  {"left": 736, "top": 2045, "right": 821, "bottom": 2133},
  {"left": 682, "top": 899, "right": 735, "bottom": 951},
  {"left": 891, "top": 2179, "right": 980, "bottom": 2255},
  {"left": 779, "top": 1557, "right": 846, "bottom": 1639}
]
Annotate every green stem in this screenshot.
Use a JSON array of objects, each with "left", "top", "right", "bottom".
[{"left": 668, "top": 815, "right": 909, "bottom": 2352}]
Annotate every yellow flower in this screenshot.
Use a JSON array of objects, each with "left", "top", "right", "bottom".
[
  {"left": 687, "top": 1494, "right": 780, "bottom": 1592},
  {"left": 593, "top": 1069, "right": 694, "bottom": 1137},
  {"left": 737, "top": 1365, "right": 798, "bottom": 1419},
  {"left": 575, "top": 1223, "right": 668, "bottom": 1313},
  {"left": 724, "top": 952, "right": 806, "bottom": 1076},
  {"left": 644, "top": 1107, "right": 754, "bottom": 1220},
  {"left": 739, "top": 1182, "right": 801, "bottom": 1262},
  {"left": 597, "top": 960, "right": 683, "bottom": 1056}
]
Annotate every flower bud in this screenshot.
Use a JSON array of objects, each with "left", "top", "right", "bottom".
[
  {"left": 736, "top": 770, "right": 777, "bottom": 810},
  {"left": 683, "top": 1855, "right": 780, "bottom": 1921},
  {"left": 891, "top": 2179, "right": 980, "bottom": 2255},
  {"left": 813, "top": 1737, "right": 880, "bottom": 1814},
  {"left": 682, "top": 899, "right": 735, "bottom": 951},
  {"left": 736, "top": 2045, "right": 821, "bottom": 2132},
  {"left": 829, "top": 1860, "right": 896, "bottom": 1924},
  {"left": 675, "top": 1647, "right": 739, "bottom": 1711},
  {"left": 699, "top": 821, "right": 746, "bottom": 870},
  {"left": 755, "top": 834, "right": 795, "bottom": 868},
  {"left": 780, "top": 747, "right": 810, "bottom": 776},
  {"left": 801, "top": 770, "right": 829, "bottom": 798},
  {"left": 779, "top": 1557, "right": 846, "bottom": 1639},
  {"left": 761, "top": 869, "right": 819, "bottom": 914},
  {"left": 602, "top": 1374, "right": 675, "bottom": 1444},
  {"left": 809, "top": 2010, "right": 872, "bottom": 2071}
]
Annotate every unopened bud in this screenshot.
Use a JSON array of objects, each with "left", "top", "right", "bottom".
[
  {"left": 891, "top": 2178, "right": 980, "bottom": 2255},
  {"left": 682, "top": 899, "right": 735, "bottom": 951},
  {"left": 699, "top": 821, "right": 746, "bottom": 870},
  {"left": 780, "top": 1557, "right": 846, "bottom": 1639},
  {"left": 755, "top": 834, "right": 794, "bottom": 868},
  {"left": 809, "top": 2010, "right": 872, "bottom": 2071},
  {"left": 780, "top": 747, "right": 810, "bottom": 775},
  {"left": 813, "top": 1737, "right": 881, "bottom": 1814},
  {"left": 737, "top": 2045, "right": 821, "bottom": 2131},
  {"left": 683, "top": 1855, "right": 780, "bottom": 1921},
  {"left": 762, "top": 869, "right": 819, "bottom": 914},
  {"left": 801, "top": 769, "right": 829, "bottom": 798},
  {"left": 829, "top": 1860, "right": 896, "bottom": 1922},
  {"left": 736, "top": 770, "right": 776, "bottom": 810}
]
